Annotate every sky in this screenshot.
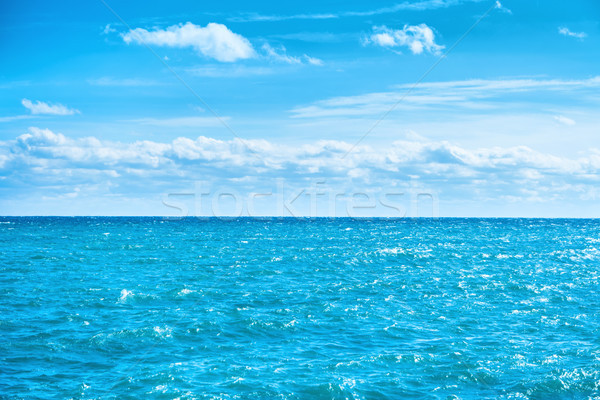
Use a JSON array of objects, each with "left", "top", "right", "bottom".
[{"left": 0, "top": 0, "right": 599, "bottom": 217}]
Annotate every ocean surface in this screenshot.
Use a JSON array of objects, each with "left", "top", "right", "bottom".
[{"left": 1, "top": 217, "right": 599, "bottom": 399}]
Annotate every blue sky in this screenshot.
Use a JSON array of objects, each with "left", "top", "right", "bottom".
[{"left": 1, "top": 0, "right": 599, "bottom": 216}]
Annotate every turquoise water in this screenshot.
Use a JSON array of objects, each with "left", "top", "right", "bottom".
[{"left": 1, "top": 217, "right": 599, "bottom": 399}]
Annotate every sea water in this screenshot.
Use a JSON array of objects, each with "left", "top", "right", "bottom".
[{"left": 1, "top": 217, "right": 599, "bottom": 399}]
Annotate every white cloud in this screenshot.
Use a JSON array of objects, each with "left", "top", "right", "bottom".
[
  {"left": 188, "top": 65, "right": 274, "bottom": 77},
  {"left": 304, "top": 55, "right": 324, "bottom": 66},
  {"left": 6, "top": 126, "right": 600, "bottom": 215},
  {"left": 230, "top": 0, "right": 480, "bottom": 22},
  {"left": 230, "top": 12, "right": 337, "bottom": 23},
  {"left": 21, "top": 99, "right": 79, "bottom": 116},
  {"left": 290, "top": 76, "right": 600, "bottom": 118},
  {"left": 121, "top": 22, "right": 256, "bottom": 62},
  {"left": 103, "top": 23, "right": 116, "bottom": 35},
  {"left": 269, "top": 32, "right": 345, "bottom": 43},
  {"left": 262, "top": 43, "right": 324, "bottom": 65},
  {"left": 3, "top": 127, "right": 600, "bottom": 204},
  {"left": 87, "top": 77, "right": 162, "bottom": 86},
  {"left": 0, "top": 115, "right": 35, "bottom": 123},
  {"left": 554, "top": 115, "right": 576, "bottom": 126},
  {"left": 494, "top": 0, "right": 512, "bottom": 14},
  {"left": 558, "top": 27, "right": 587, "bottom": 39},
  {"left": 364, "top": 24, "right": 444, "bottom": 55},
  {"left": 262, "top": 43, "right": 302, "bottom": 64},
  {"left": 124, "top": 116, "right": 230, "bottom": 128}
]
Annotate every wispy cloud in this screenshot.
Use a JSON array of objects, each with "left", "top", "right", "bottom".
[
  {"left": 0, "top": 115, "right": 35, "bottom": 123},
  {"left": 121, "top": 22, "right": 256, "bottom": 62},
  {"left": 187, "top": 65, "right": 275, "bottom": 77},
  {"left": 230, "top": 0, "right": 482, "bottom": 22},
  {"left": 87, "top": 77, "right": 163, "bottom": 86},
  {"left": 230, "top": 12, "right": 338, "bottom": 23},
  {"left": 21, "top": 99, "right": 80, "bottom": 116},
  {"left": 262, "top": 43, "right": 324, "bottom": 65},
  {"left": 363, "top": 24, "right": 444, "bottom": 55},
  {"left": 558, "top": 27, "right": 587, "bottom": 39},
  {"left": 268, "top": 32, "right": 348, "bottom": 43},
  {"left": 304, "top": 55, "right": 324, "bottom": 66},
  {"left": 494, "top": 0, "right": 512, "bottom": 14},
  {"left": 554, "top": 115, "right": 576, "bottom": 126},
  {"left": 290, "top": 77, "right": 600, "bottom": 118},
  {"left": 124, "top": 116, "right": 230, "bottom": 127},
  {"left": 262, "top": 43, "right": 302, "bottom": 64},
  {"left": 102, "top": 23, "right": 116, "bottom": 35}
]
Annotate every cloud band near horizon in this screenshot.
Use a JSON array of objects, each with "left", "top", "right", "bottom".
[{"left": 2, "top": 127, "right": 600, "bottom": 213}]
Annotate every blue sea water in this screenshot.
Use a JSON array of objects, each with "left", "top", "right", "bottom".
[{"left": 1, "top": 217, "right": 599, "bottom": 399}]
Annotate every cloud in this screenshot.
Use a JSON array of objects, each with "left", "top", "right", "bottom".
[
  {"left": 554, "top": 115, "right": 576, "bottom": 126},
  {"left": 231, "top": 12, "right": 338, "bottom": 23},
  {"left": 188, "top": 65, "right": 275, "bottom": 77},
  {"left": 102, "top": 23, "right": 116, "bottom": 35},
  {"left": 494, "top": 1, "right": 512, "bottom": 14},
  {"left": 290, "top": 77, "right": 600, "bottom": 118},
  {"left": 120, "top": 21, "right": 321, "bottom": 66},
  {"left": 124, "top": 116, "right": 230, "bottom": 128},
  {"left": 558, "top": 27, "right": 587, "bottom": 39},
  {"left": 3, "top": 127, "right": 600, "bottom": 209},
  {"left": 268, "top": 32, "right": 346, "bottom": 43},
  {"left": 262, "top": 43, "right": 302, "bottom": 64},
  {"left": 364, "top": 24, "right": 444, "bottom": 55},
  {"left": 0, "top": 115, "right": 35, "bottom": 123},
  {"left": 87, "top": 77, "right": 163, "bottom": 86},
  {"left": 21, "top": 99, "right": 80, "bottom": 116},
  {"left": 121, "top": 22, "right": 256, "bottom": 62},
  {"left": 230, "top": 0, "right": 481, "bottom": 22},
  {"left": 304, "top": 55, "right": 324, "bottom": 66},
  {"left": 262, "top": 43, "right": 324, "bottom": 65}
]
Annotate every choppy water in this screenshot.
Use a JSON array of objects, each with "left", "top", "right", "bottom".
[{"left": 1, "top": 217, "right": 600, "bottom": 399}]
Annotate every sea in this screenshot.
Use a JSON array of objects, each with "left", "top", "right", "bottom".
[{"left": 1, "top": 217, "right": 599, "bottom": 399}]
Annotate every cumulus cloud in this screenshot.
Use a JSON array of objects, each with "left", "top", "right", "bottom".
[
  {"left": 3, "top": 127, "right": 600, "bottom": 212},
  {"left": 21, "top": 99, "right": 80, "bottom": 116},
  {"left": 364, "top": 24, "right": 444, "bottom": 55},
  {"left": 121, "top": 22, "right": 256, "bottom": 62},
  {"left": 558, "top": 27, "right": 587, "bottom": 39}
]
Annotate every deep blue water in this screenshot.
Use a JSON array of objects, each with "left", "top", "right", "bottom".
[{"left": 1, "top": 217, "right": 600, "bottom": 399}]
